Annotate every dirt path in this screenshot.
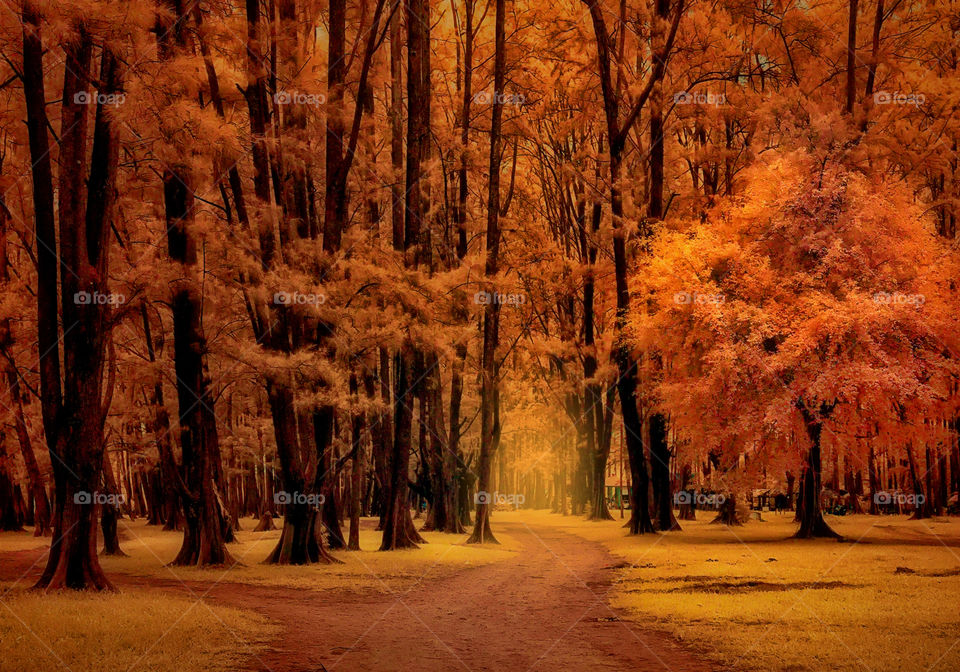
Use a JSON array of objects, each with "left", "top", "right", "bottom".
[{"left": 1, "top": 519, "right": 716, "bottom": 671}]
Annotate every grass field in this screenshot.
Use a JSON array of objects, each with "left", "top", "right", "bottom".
[
  {"left": 503, "top": 509, "right": 960, "bottom": 672},
  {"left": 0, "top": 515, "right": 515, "bottom": 671},
  {"left": 3, "top": 510, "right": 957, "bottom": 671},
  {"left": 0, "top": 589, "right": 275, "bottom": 672},
  {"left": 102, "top": 516, "right": 515, "bottom": 592}
]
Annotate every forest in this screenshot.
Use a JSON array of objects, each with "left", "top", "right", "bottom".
[{"left": 0, "top": 0, "right": 959, "bottom": 669}]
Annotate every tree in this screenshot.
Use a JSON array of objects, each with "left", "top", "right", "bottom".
[{"left": 23, "top": 11, "right": 122, "bottom": 589}]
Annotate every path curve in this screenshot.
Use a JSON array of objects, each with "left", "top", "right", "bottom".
[{"left": 1, "top": 519, "right": 718, "bottom": 672}]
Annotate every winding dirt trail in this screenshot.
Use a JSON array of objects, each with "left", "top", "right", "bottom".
[{"left": 1, "top": 519, "right": 716, "bottom": 672}]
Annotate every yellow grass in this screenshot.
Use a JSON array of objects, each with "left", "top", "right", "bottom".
[
  {"left": 0, "top": 589, "right": 275, "bottom": 672},
  {"left": 94, "top": 516, "right": 517, "bottom": 593},
  {"left": 503, "top": 509, "right": 960, "bottom": 672},
  {"left": 0, "top": 515, "right": 514, "bottom": 672}
]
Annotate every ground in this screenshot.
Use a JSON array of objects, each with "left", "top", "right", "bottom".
[{"left": 1, "top": 510, "right": 958, "bottom": 671}]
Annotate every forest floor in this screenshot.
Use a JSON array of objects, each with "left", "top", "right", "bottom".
[
  {"left": 516, "top": 509, "right": 960, "bottom": 672},
  {"left": 0, "top": 514, "right": 712, "bottom": 672},
  {"left": 2, "top": 511, "right": 958, "bottom": 671}
]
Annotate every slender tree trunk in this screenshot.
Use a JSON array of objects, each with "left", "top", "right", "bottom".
[
  {"left": 468, "top": 0, "right": 506, "bottom": 545},
  {"left": 100, "top": 453, "right": 126, "bottom": 556},
  {"left": 0, "top": 190, "right": 50, "bottom": 536},
  {"left": 348, "top": 376, "right": 365, "bottom": 551},
  {"left": 845, "top": 0, "right": 859, "bottom": 115}
]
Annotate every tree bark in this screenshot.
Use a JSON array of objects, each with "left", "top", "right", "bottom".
[
  {"left": 468, "top": 0, "right": 506, "bottom": 545},
  {"left": 24, "top": 21, "right": 120, "bottom": 589},
  {"left": 795, "top": 404, "right": 842, "bottom": 539}
]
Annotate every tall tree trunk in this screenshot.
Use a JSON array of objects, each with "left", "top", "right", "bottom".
[
  {"left": 24, "top": 21, "right": 120, "bottom": 589},
  {"left": 845, "top": 0, "right": 859, "bottom": 115},
  {"left": 0, "top": 189, "right": 50, "bottom": 536},
  {"left": 164, "top": 169, "right": 233, "bottom": 566},
  {"left": 582, "top": 0, "right": 682, "bottom": 534},
  {"left": 468, "top": 0, "right": 506, "bottom": 545},
  {"left": 382, "top": 0, "right": 432, "bottom": 550}
]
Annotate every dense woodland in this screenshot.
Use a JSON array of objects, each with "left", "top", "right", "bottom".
[{"left": 0, "top": 0, "right": 958, "bottom": 590}]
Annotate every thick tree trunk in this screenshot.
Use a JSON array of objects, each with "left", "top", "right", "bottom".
[
  {"left": 164, "top": 169, "right": 233, "bottom": 567},
  {"left": 650, "top": 413, "right": 680, "bottom": 531},
  {"left": 711, "top": 493, "right": 742, "bottom": 526},
  {"left": 795, "top": 406, "right": 842, "bottom": 539},
  {"left": 422, "top": 358, "right": 453, "bottom": 532},
  {"left": 381, "top": 351, "right": 425, "bottom": 548},
  {"left": 26, "top": 32, "right": 120, "bottom": 591}
]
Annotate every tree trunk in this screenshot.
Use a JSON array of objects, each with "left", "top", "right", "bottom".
[
  {"left": 25, "top": 30, "right": 121, "bottom": 590},
  {"left": 711, "top": 493, "right": 742, "bottom": 526},
  {"left": 795, "top": 405, "right": 842, "bottom": 539},
  {"left": 99, "top": 453, "right": 126, "bottom": 556},
  {"left": 650, "top": 413, "right": 680, "bottom": 531},
  {"left": 0, "top": 435, "right": 22, "bottom": 531},
  {"left": 468, "top": 0, "right": 506, "bottom": 545},
  {"left": 381, "top": 351, "right": 425, "bottom": 548},
  {"left": 348, "top": 377, "right": 365, "bottom": 550},
  {"left": 0, "top": 190, "right": 50, "bottom": 536},
  {"left": 164, "top": 168, "right": 233, "bottom": 567}
]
